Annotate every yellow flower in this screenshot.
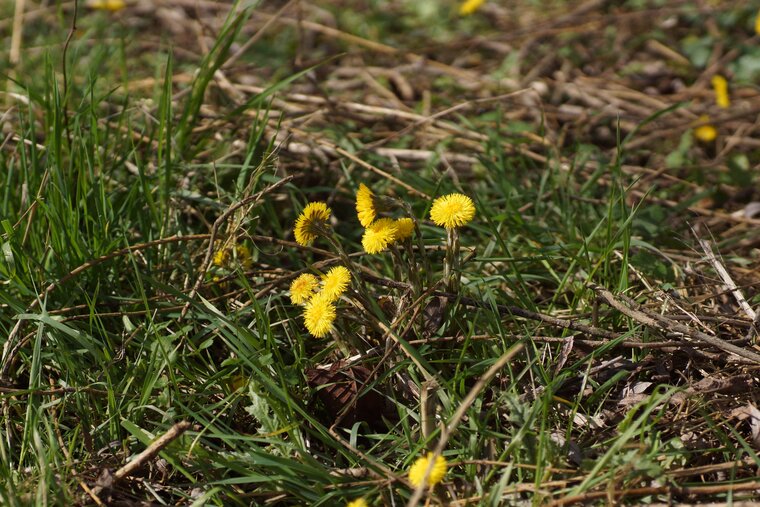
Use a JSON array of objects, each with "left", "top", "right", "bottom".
[
  {"left": 430, "top": 193, "right": 475, "bottom": 229},
  {"left": 213, "top": 247, "right": 229, "bottom": 267},
  {"left": 87, "top": 0, "right": 126, "bottom": 11},
  {"left": 459, "top": 0, "right": 485, "bottom": 16},
  {"left": 711, "top": 75, "right": 730, "bottom": 109},
  {"left": 321, "top": 266, "right": 351, "bottom": 302},
  {"left": 294, "top": 202, "right": 331, "bottom": 246},
  {"left": 408, "top": 452, "right": 447, "bottom": 488},
  {"left": 356, "top": 184, "right": 378, "bottom": 227},
  {"left": 303, "top": 293, "right": 337, "bottom": 338},
  {"left": 213, "top": 243, "right": 252, "bottom": 269},
  {"left": 755, "top": 9, "right": 760, "bottom": 35},
  {"left": 695, "top": 125, "right": 717, "bottom": 142},
  {"left": 230, "top": 375, "right": 248, "bottom": 391},
  {"left": 694, "top": 115, "right": 717, "bottom": 142},
  {"left": 346, "top": 499, "right": 368, "bottom": 507},
  {"left": 362, "top": 218, "right": 398, "bottom": 254},
  {"left": 394, "top": 218, "right": 415, "bottom": 241},
  {"left": 234, "top": 244, "right": 252, "bottom": 269},
  {"left": 290, "top": 273, "right": 319, "bottom": 305}
]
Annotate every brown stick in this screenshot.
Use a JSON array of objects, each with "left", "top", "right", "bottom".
[
  {"left": 91, "top": 421, "right": 191, "bottom": 497},
  {"left": 591, "top": 284, "right": 760, "bottom": 364},
  {"left": 697, "top": 237, "right": 757, "bottom": 321}
]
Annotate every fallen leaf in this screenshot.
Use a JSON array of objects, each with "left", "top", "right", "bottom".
[{"left": 306, "top": 362, "right": 388, "bottom": 429}]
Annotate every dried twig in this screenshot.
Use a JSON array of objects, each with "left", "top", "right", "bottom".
[
  {"left": 90, "top": 421, "right": 191, "bottom": 498},
  {"left": 697, "top": 237, "right": 757, "bottom": 321},
  {"left": 592, "top": 284, "right": 760, "bottom": 364}
]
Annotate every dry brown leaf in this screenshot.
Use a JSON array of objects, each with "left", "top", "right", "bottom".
[{"left": 306, "top": 361, "right": 388, "bottom": 429}]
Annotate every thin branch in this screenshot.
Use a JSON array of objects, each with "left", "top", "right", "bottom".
[
  {"left": 90, "top": 421, "right": 191, "bottom": 497},
  {"left": 592, "top": 284, "right": 760, "bottom": 364}
]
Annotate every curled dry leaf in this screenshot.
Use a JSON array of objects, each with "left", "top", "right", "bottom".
[{"left": 305, "top": 361, "right": 389, "bottom": 429}]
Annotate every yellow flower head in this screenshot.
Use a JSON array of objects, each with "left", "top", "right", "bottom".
[
  {"left": 755, "top": 9, "right": 760, "bottom": 35},
  {"left": 694, "top": 115, "right": 717, "bottom": 143},
  {"left": 394, "top": 218, "right": 415, "bottom": 241},
  {"left": 362, "top": 218, "right": 398, "bottom": 254},
  {"left": 356, "top": 184, "right": 378, "bottom": 227},
  {"left": 213, "top": 243, "right": 252, "bottom": 269},
  {"left": 711, "top": 75, "right": 730, "bottom": 109},
  {"left": 213, "top": 247, "right": 229, "bottom": 267},
  {"left": 321, "top": 266, "right": 351, "bottom": 302},
  {"left": 87, "top": 0, "right": 126, "bottom": 11},
  {"left": 459, "top": 0, "right": 485, "bottom": 16},
  {"left": 234, "top": 244, "right": 252, "bottom": 269},
  {"left": 294, "top": 202, "right": 331, "bottom": 246},
  {"left": 290, "top": 273, "right": 319, "bottom": 305},
  {"left": 408, "top": 452, "right": 447, "bottom": 488},
  {"left": 430, "top": 193, "right": 475, "bottom": 229},
  {"left": 346, "top": 499, "right": 368, "bottom": 507},
  {"left": 303, "top": 293, "right": 337, "bottom": 338}
]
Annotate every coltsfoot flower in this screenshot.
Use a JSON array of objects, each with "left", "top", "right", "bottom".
[
  {"left": 213, "top": 243, "right": 252, "bottom": 269},
  {"left": 234, "top": 244, "right": 252, "bottom": 269},
  {"left": 694, "top": 115, "right": 717, "bottom": 143},
  {"left": 346, "top": 499, "right": 368, "bottom": 507},
  {"left": 321, "top": 266, "right": 351, "bottom": 302},
  {"left": 213, "top": 247, "right": 229, "bottom": 267},
  {"left": 430, "top": 193, "right": 475, "bottom": 229},
  {"left": 394, "top": 218, "right": 415, "bottom": 241},
  {"left": 408, "top": 452, "right": 447, "bottom": 488},
  {"left": 290, "top": 273, "right": 319, "bottom": 305},
  {"left": 303, "top": 293, "right": 337, "bottom": 338},
  {"left": 294, "top": 202, "right": 331, "bottom": 246},
  {"left": 711, "top": 75, "right": 730, "bottom": 109},
  {"left": 87, "top": 0, "right": 126, "bottom": 11},
  {"left": 362, "top": 218, "right": 398, "bottom": 254},
  {"left": 356, "top": 184, "right": 378, "bottom": 227},
  {"left": 459, "top": 0, "right": 485, "bottom": 16}
]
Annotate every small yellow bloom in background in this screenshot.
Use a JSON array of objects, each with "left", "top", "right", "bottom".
[
  {"left": 408, "top": 452, "right": 447, "bottom": 488},
  {"left": 321, "top": 266, "right": 351, "bottom": 302},
  {"left": 229, "top": 375, "right": 248, "bottom": 391},
  {"left": 86, "top": 0, "right": 126, "bottom": 11},
  {"left": 303, "top": 293, "right": 337, "bottom": 338},
  {"left": 234, "top": 244, "right": 252, "bottom": 269},
  {"left": 711, "top": 75, "right": 730, "bottom": 109},
  {"left": 346, "top": 499, "right": 368, "bottom": 507},
  {"left": 290, "top": 273, "right": 319, "bottom": 305},
  {"left": 362, "top": 218, "right": 398, "bottom": 254},
  {"left": 213, "top": 243, "right": 252, "bottom": 269},
  {"left": 459, "top": 0, "right": 485, "bottom": 16},
  {"left": 356, "top": 184, "right": 378, "bottom": 228},
  {"left": 755, "top": 9, "right": 760, "bottom": 35},
  {"left": 430, "top": 193, "right": 475, "bottom": 229},
  {"left": 695, "top": 124, "right": 717, "bottom": 142},
  {"left": 394, "top": 218, "right": 415, "bottom": 241},
  {"left": 294, "top": 202, "right": 331, "bottom": 246},
  {"left": 213, "top": 247, "right": 229, "bottom": 268},
  {"left": 694, "top": 115, "right": 717, "bottom": 143}
]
